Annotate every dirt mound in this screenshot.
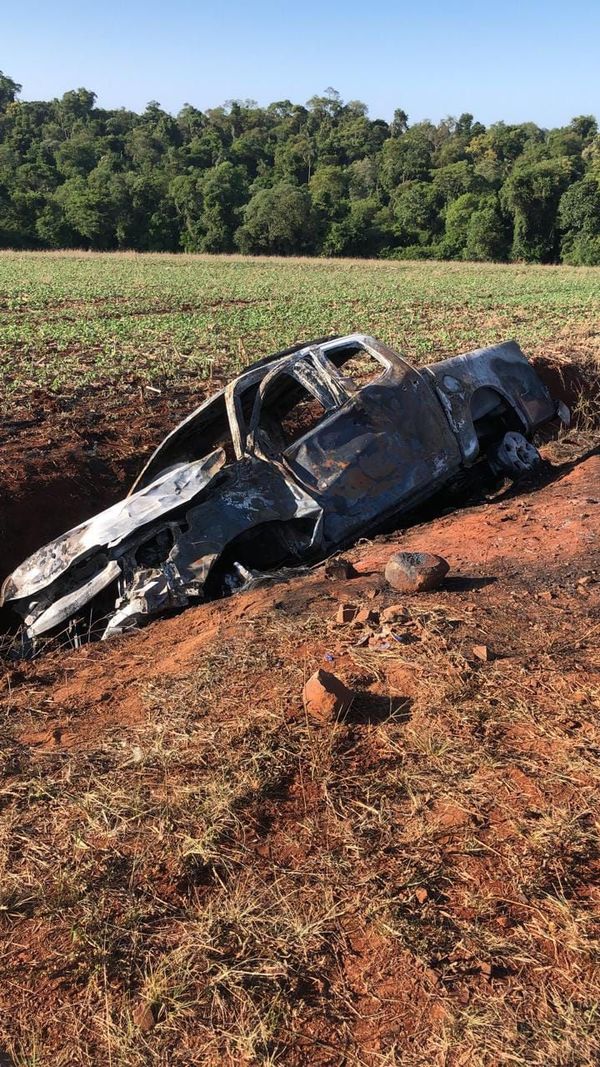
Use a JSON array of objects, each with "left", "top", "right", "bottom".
[
  {"left": 0, "top": 382, "right": 206, "bottom": 584},
  {"left": 532, "top": 353, "right": 600, "bottom": 429}
]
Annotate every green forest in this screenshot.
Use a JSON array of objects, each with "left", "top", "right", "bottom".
[{"left": 1, "top": 72, "right": 599, "bottom": 264}]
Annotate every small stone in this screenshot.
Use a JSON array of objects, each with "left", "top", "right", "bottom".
[
  {"left": 354, "top": 607, "right": 379, "bottom": 626},
  {"left": 368, "top": 635, "right": 391, "bottom": 650},
  {"left": 381, "top": 604, "right": 408, "bottom": 624},
  {"left": 133, "top": 1002, "right": 156, "bottom": 1032},
  {"left": 415, "top": 887, "right": 428, "bottom": 904},
  {"left": 303, "top": 669, "right": 353, "bottom": 723},
  {"left": 472, "top": 643, "right": 491, "bottom": 662},
  {"left": 324, "top": 556, "right": 356, "bottom": 580},
  {"left": 384, "top": 552, "right": 449, "bottom": 594},
  {"left": 335, "top": 603, "right": 358, "bottom": 624}
]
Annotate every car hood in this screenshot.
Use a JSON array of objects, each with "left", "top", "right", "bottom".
[{"left": 2, "top": 449, "right": 323, "bottom": 641}]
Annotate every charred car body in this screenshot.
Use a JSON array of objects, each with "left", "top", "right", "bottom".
[{"left": 2, "top": 334, "right": 567, "bottom": 641}]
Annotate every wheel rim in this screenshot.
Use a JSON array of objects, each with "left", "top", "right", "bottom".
[{"left": 494, "top": 432, "right": 540, "bottom": 474}]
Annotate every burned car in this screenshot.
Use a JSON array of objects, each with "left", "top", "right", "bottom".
[{"left": 2, "top": 334, "right": 567, "bottom": 641}]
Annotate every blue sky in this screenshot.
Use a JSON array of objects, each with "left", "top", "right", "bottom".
[{"left": 4, "top": 0, "right": 599, "bottom": 127}]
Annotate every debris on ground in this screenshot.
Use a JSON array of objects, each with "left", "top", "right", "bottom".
[
  {"left": 381, "top": 604, "right": 409, "bottom": 623},
  {"left": 335, "top": 603, "right": 358, "bottom": 624}
]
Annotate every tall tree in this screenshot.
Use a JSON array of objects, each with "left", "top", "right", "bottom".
[{"left": 0, "top": 72, "right": 597, "bottom": 263}]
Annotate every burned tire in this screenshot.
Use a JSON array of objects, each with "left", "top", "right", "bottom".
[{"left": 487, "top": 431, "right": 542, "bottom": 478}]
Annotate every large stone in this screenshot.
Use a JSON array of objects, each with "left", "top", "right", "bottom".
[
  {"left": 303, "top": 669, "right": 353, "bottom": 723},
  {"left": 384, "top": 551, "right": 449, "bottom": 594}
]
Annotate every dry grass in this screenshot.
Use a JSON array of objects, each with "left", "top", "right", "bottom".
[{"left": 1, "top": 567, "right": 599, "bottom": 1065}]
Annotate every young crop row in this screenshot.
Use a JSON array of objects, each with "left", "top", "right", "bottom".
[{"left": 1, "top": 252, "right": 599, "bottom": 396}]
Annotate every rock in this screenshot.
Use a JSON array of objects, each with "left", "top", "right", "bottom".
[
  {"left": 324, "top": 556, "right": 356, "bottom": 580},
  {"left": 303, "top": 669, "right": 353, "bottom": 723},
  {"left": 384, "top": 552, "right": 449, "bottom": 594},
  {"left": 415, "top": 887, "right": 429, "bottom": 904},
  {"left": 381, "top": 604, "right": 408, "bottom": 624},
  {"left": 335, "top": 603, "right": 358, "bottom": 624},
  {"left": 133, "top": 1001, "right": 156, "bottom": 1032},
  {"left": 354, "top": 607, "right": 379, "bottom": 626},
  {"left": 367, "top": 634, "right": 392, "bottom": 650},
  {"left": 472, "top": 643, "right": 491, "bottom": 662}
]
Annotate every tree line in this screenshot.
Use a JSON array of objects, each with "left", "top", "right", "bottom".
[{"left": 1, "top": 73, "right": 599, "bottom": 264}]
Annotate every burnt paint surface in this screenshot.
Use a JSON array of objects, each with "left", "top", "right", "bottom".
[
  {"left": 284, "top": 370, "right": 461, "bottom": 546},
  {"left": 428, "top": 341, "right": 556, "bottom": 462}
]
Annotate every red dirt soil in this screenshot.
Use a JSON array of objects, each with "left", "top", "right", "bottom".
[
  {"left": 3, "top": 447, "right": 598, "bottom": 750},
  {"left": 0, "top": 381, "right": 209, "bottom": 582},
  {"left": 1, "top": 375, "right": 599, "bottom": 1065}
]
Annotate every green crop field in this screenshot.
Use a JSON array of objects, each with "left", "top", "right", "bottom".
[{"left": 1, "top": 251, "right": 599, "bottom": 398}]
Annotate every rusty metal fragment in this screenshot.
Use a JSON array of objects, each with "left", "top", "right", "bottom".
[{"left": 1, "top": 334, "right": 567, "bottom": 642}]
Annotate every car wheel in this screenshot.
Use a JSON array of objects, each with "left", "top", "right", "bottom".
[{"left": 488, "top": 431, "right": 542, "bottom": 477}]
